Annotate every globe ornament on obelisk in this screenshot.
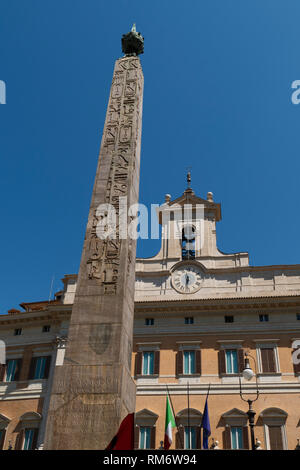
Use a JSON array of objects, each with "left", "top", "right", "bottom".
[{"left": 44, "top": 26, "right": 144, "bottom": 450}]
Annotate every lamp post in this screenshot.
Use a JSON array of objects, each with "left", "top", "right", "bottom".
[{"left": 239, "top": 352, "right": 259, "bottom": 451}]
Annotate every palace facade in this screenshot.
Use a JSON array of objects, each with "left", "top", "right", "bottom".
[{"left": 1, "top": 186, "right": 300, "bottom": 450}]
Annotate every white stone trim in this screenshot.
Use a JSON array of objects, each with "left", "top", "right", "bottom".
[
  {"left": 264, "top": 424, "right": 288, "bottom": 450},
  {"left": 256, "top": 343, "right": 280, "bottom": 374},
  {"left": 137, "top": 343, "right": 161, "bottom": 352}
]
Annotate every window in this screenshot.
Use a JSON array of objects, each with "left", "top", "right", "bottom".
[
  {"left": 224, "top": 316, "right": 234, "bottom": 323},
  {"left": 23, "top": 428, "right": 38, "bottom": 450},
  {"left": 222, "top": 410, "right": 249, "bottom": 449},
  {"left": 218, "top": 348, "right": 244, "bottom": 376},
  {"left": 231, "top": 426, "right": 243, "bottom": 449},
  {"left": 34, "top": 357, "right": 46, "bottom": 379},
  {"left": 185, "top": 317, "right": 194, "bottom": 325},
  {"left": 176, "top": 348, "right": 201, "bottom": 376},
  {"left": 14, "top": 328, "right": 22, "bottom": 336},
  {"left": 145, "top": 318, "right": 154, "bottom": 326},
  {"left": 297, "top": 314, "right": 300, "bottom": 321},
  {"left": 6, "top": 359, "right": 18, "bottom": 382},
  {"left": 28, "top": 356, "right": 51, "bottom": 380},
  {"left": 183, "top": 351, "right": 195, "bottom": 374},
  {"left": 134, "top": 409, "right": 158, "bottom": 450},
  {"left": 225, "top": 350, "right": 238, "bottom": 374},
  {"left": 184, "top": 426, "right": 196, "bottom": 449},
  {"left": 142, "top": 352, "right": 154, "bottom": 375},
  {"left": 182, "top": 225, "right": 195, "bottom": 260},
  {"left": 268, "top": 426, "right": 284, "bottom": 450},
  {"left": 42, "top": 325, "right": 51, "bottom": 333},
  {"left": 260, "top": 408, "right": 288, "bottom": 450},
  {"left": 260, "top": 348, "right": 276, "bottom": 373},
  {"left": 259, "top": 314, "right": 269, "bottom": 322},
  {"left": 139, "top": 426, "right": 151, "bottom": 449},
  {"left": 135, "top": 349, "right": 160, "bottom": 377}
]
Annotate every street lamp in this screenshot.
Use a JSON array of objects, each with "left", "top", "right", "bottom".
[{"left": 239, "top": 352, "right": 259, "bottom": 451}]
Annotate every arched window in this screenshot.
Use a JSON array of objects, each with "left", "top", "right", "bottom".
[
  {"left": 134, "top": 409, "right": 158, "bottom": 450},
  {"left": 221, "top": 408, "right": 249, "bottom": 450},
  {"left": 259, "top": 408, "right": 288, "bottom": 450},
  {"left": 15, "top": 412, "right": 41, "bottom": 450},
  {"left": 181, "top": 225, "right": 195, "bottom": 260},
  {"left": 175, "top": 408, "right": 202, "bottom": 449}
]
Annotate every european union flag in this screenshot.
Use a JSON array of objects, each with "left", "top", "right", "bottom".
[{"left": 202, "top": 397, "right": 211, "bottom": 449}]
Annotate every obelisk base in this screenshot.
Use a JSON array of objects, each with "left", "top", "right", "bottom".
[{"left": 44, "top": 365, "right": 136, "bottom": 450}]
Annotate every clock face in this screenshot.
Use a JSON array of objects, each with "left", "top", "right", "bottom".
[{"left": 171, "top": 265, "right": 203, "bottom": 294}]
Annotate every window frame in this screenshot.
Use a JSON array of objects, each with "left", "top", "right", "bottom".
[
  {"left": 139, "top": 426, "right": 151, "bottom": 449},
  {"left": 259, "top": 314, "right": 269, "bottom": 322},
  {"left": 184, "top": 426, "right": 197, "bottom": 449},
  {"left": 183, "top": 350, "right": 196, "bottom": 375},
  {"left": 230, "top": 426, "right": 244, "bottom": 450},
  {"left": 256, "top": 342, "right": 280, "bottom": 375},
  {"left": 264, "top": 423, "right": 287, "bottom": 450},
  {"left": 142, "top": 351, "right": 154, "bottom": 376},
  {"left": 224, "top": 315, "right": 234, "bottom": 323},
  {"left": 225, "top": 349, "right": 239, "bottom": 374}
]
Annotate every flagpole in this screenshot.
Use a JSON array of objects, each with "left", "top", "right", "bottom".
[
  {"left": 166, "top": 384, "right": 184, "bottom": 449},
  {"left": 200, "top": 383, "right": 211, "bottom": 450},
  {"left": 200, "top": 383, "right": 211, "bottom": 428},
  {"left": 187, "top": 381, "right": 190, "bottom": 450}
]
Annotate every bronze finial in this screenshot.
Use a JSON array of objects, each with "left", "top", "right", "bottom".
[
  {"left": 122, "top": 24, "right": 144, "bottom": 56},
  {"left": 187, "top": 170, "right": 191, "bottom": 188}
]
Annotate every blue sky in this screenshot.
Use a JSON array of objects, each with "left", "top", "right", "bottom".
[{"left": 0, "top": 0, "right": 300, "bottom": 313}]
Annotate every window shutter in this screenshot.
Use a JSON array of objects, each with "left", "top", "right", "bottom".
[
  {"left": 134, "top": 352, "right": 142, "bottom": 376},
  {"left": 269, "top": 426, "right": 283, "bottom": 450},
  {"left": 242, "top": 426, "right": 249, "bottom": 449},
  {"left": 237, "top": 349, "right": 245, "bottom": 373},
  {"left": 218, "top": 350, "right": 226, "bottom": 375},
  {"left": 14, "top": 359, "right": 23, "bottom": 381},
  {"left": 15, "top": 429, "right": 24, "bottom": 450},
  {"left": 154, "top": 351, "right": 160, "bottom": 375},
  {"left": 0, "top": 429, "right": 6, "bottom": 450},
  {"left": 0, "top": 364, "right": 6, "bottom": 382},
  {"left": 267, "top": 348, "right": 276, "bottom": 373},
  {"left": 222, "top": 426, "right": 231, "bottom": 449},
  {"left": 176, "top": 427, "right": 184, "bottom": 449},
  {"left": 134, "top": 425, "right": 140, "bottom": 449},
  {"left": 292, "top": 349, "right": 300, "bottom": 374},
  {"left": 28, "top": 357, "right": 37, "bottom": 380},
  {"left": 150, "top": 426, "right": 156, "bottom": 449},
  {"left": 196, "top": 426, "right": 201, "bottom": 449},
  {"left": 31, "top": 429, "right": 39, "bottom": 450},
  {"left": 195, "top": 350, "right": 201, "bottom": 375},
  {"left": 176, "top": 351, "right": 183, "bottom": 376},
  {"left": 44, "top": 356, "right": 52, "bottom": 379},
  {"left": 261, "top": 348, "right": 276, "bottom": 373}
]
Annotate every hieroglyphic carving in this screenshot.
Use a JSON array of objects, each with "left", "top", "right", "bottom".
[{"left": 86, "top": 56, "right": 143, "bottom": 294}]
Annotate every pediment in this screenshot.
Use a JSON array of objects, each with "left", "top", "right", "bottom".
[
  {"left": 0, "top": 413, "right": 10, "bottom": 423},
  {"left": 222, "top": 408, "right": 248, "bottom": 418},
  {"left": 135, "top": 409, "right": 158, "bottom": 419}
]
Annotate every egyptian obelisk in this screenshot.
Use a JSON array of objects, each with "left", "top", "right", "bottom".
[{"left": 44, "top": 26, "right": 144, "bottom": 450}]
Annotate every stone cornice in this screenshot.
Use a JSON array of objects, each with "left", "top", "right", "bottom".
[
  {"left": 135, "top": 263, "right": 300, "bottom": 275},
  {"left": 0, "top": 307, "right": 71, "bottom": 326},
  {"left": 134, "top": 294, "right": 300, "bottom": 313}
]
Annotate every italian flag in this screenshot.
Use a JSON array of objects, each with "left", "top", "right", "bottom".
[{"left": 164, "top": 395, "right": 176, "bottom": 450}]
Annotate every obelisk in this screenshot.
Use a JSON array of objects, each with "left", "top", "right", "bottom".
[{"left": 44, "top": 26, "right": 144, "bottom": 450}]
